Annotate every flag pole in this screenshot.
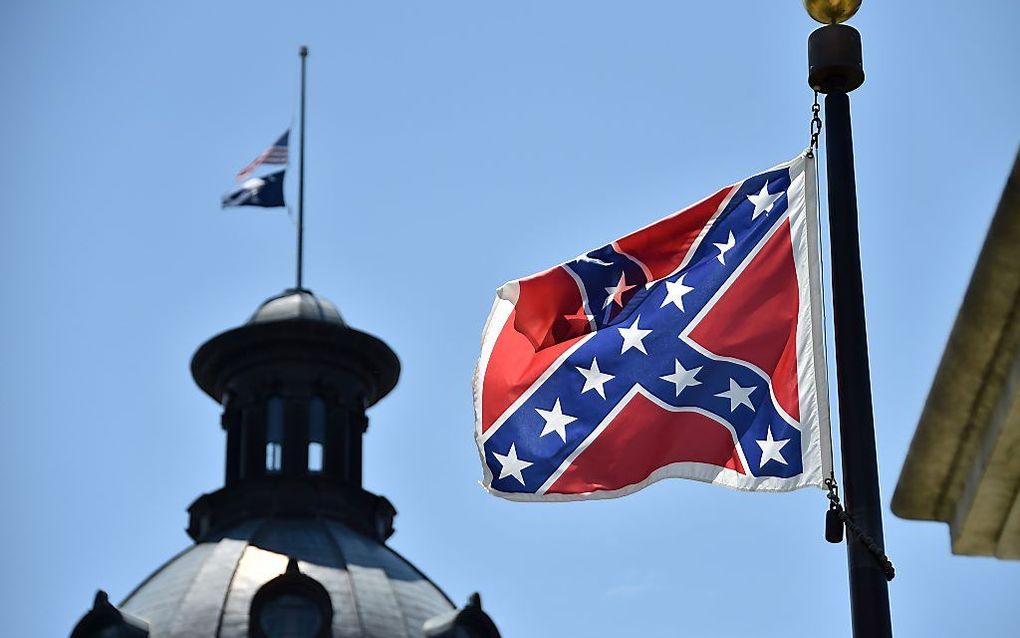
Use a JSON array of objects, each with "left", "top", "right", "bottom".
[
  {"left": 297, "top": 45, "right": 308, "bottom": 290},
  {"left": 805, "top": 3, "right": 893, "bottom": 636}
]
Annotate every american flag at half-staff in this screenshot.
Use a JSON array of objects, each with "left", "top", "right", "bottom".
[
  {"left": 236, "top": 129, "right": 290, "bottom": 182},
  {"left": 473, "top": 151, "right": 832, "bottom": 500}
]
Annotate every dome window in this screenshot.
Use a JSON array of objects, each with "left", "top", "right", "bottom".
[
  {"left": 266, "top": 397, "right": 285, "bottom": 473},
  {"left": 258, "top": 593, "right": 322, "bottom": 637},
  {"left": 250, "top": 559, "right": 332, "bottom": 638},
  {"left": 307, "top": 397, "right": 326, "bottom": 473}
]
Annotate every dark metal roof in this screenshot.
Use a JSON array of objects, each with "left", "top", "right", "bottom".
[
  {"left": 248, "top": 288, "right": 346, "bottom": 326},
  {"left": 190, "top": 290, "right": 400, "bottom": 406},
  {"left": 120, "top": 517, "right": 454, "bottom": 638}
]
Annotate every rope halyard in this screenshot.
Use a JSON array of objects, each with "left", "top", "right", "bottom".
[{"left": 824, "top": 476, "right": 896, "bottom": 581}]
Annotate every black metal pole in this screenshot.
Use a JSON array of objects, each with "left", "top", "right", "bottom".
[
  {"left": 808, "top": 24, "right": 892, "bottom": 638},
  {"left": 825, "top": 90, "right": 892, "bottom": 638},
  {"left": 297, "top": 45, "right": 308, "bottom": 290}
]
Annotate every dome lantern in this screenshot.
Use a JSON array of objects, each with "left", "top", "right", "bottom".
[{"left": 186, "top": 288, "right": 402, "bottom": 542}]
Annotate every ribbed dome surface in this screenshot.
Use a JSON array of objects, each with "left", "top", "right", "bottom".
[
  {"left": 119, "top": 517, "right": 453, "bottom": 638},
  {"left": 248, "top": 289, "right": 345, "bottom": 325}
]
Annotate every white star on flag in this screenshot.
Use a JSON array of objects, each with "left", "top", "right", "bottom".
[
  {"left": 747, "top": 181, "right": 784, "bottom": 219},
  {"left": 756, "top": 426, "right": 790, "bottom": 468},
  {"left": 492, "top": 443, "right": 534, "bottom": 485},
  {"left": 713, "top": 231, "right": 735, "bottom": 265},
  {"left": 660, "top": 274, "right": 694, "bottom": 312},
  {"left": 715, "top": 378, "right": 756, "bottom": 412},
  {"left": 618, "top": 315, "right": 652, "bottom": 355},
  {"left": 576, "top": 358, "right": 615, "bottom": 399},
  {"left": 535, "top": 398, "right": 578, "bottom": 443},
  {"left": 660, "top": 359, "right": 702, "bottom": 397}
]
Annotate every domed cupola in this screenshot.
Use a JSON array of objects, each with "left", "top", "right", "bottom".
[
  {"left": 187, "top": 287, "right": 401, "bottom": 542},
  {"left": 70, "top": 288, "right": 501, "bottom": 637}
]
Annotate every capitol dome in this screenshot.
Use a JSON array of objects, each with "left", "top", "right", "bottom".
[
  {"left": 71, "top": 290, "right": 499, "bottom": 638},
  {"left": 117, "top": 517, "right": 453, "bottom": 637}
]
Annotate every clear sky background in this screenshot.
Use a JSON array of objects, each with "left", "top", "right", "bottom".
[{"left": 2, "top": 2, "right": 1019, "bottom": 636}]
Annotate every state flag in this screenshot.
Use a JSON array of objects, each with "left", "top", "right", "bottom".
[{"left": 221, "top": 169, "right": 286, "bottom": 209}]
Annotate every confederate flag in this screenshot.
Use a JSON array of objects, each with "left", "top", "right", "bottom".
[{"left": 473, "top": 152, "right": 832, "bottom": 500}]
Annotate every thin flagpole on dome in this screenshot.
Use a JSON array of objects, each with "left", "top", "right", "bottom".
[{"left": 296, "top": 46, "right": 308, "bottom": 291}]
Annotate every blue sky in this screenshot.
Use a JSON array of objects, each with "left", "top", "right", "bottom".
[{"left": 2, "top": 2, "right": 1018, "bottom": 636}]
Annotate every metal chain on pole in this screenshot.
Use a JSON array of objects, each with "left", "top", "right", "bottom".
[
  {"left": 810, "top": 80, "right": 894, "bottom": 583},
  {"left": 825, "top": 477, "right": 896, "bottom": 581},
  {"left": 807, "top": 90, "right": 823, "bottom": 157}
]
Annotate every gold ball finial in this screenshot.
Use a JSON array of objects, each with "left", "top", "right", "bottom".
[{"left": 804, "top": 0, "right": 861, "bottom": 24}]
